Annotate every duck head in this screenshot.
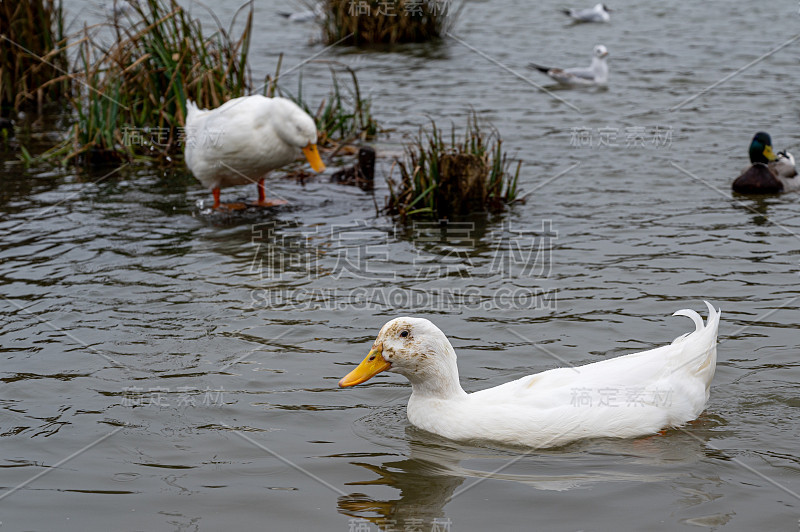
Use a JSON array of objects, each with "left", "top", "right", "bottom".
[
  {"left": 749, "top": 132, "right": 777, "bottom": 164},
  {"left": 339, "top": 317, "right": 463, "bottom": 396},
  {"left": 272, "top": 97, "right": 326, "bottom": 172}
]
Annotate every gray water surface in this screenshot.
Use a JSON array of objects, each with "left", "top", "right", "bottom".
[{"left": 2, "top": 0, "right": 800, "bottom": 530}]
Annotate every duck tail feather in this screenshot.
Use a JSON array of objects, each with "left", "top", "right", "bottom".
[
  {"left": 672, "top": 301, "right": 721, "bottom": 336},
  {"left": 670, "top": 302, "right": 720, "bottom": 384},
  {"left": 702, "top": 301, "right": 721, "bottom": 336},
  {"left": 672, "top": 308, "right": 704, "bottom": 335},
  {"left": 695, "top": 302, "right": 720, "bottom": 381}
]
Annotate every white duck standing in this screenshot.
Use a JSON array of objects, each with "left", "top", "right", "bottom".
[
  {"left": 340, "top": 303, "right": 721, "bottom": 448},
  {"left": 184, "top": 96, "right": 326, "bottom": 209}
]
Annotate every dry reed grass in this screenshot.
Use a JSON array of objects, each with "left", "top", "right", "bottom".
[
  {"left": 387, "top": 113, "right": 521, "bottom": 220},
  {"left": 322, "top": 0, "right": 453, "bottom": 45},
  {"left": 0, "top": 0, "right": 70, "bottom": 113}
]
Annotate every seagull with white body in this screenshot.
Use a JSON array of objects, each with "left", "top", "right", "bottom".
[
  {"left": 277, "top": 3, "right": 323, "bottom": 23},
  {"left": 528, "top": 44, "right": 609, "bottom": 86},
  {"left": 562, "top": 3, "right": 611, "bottom": 23}
]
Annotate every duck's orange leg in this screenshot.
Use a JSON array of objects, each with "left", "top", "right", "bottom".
[
  {"left": 211, "top": 187, "right": 246, "bottom": 210},
  {"left": 212, "top": 187, "right": 221, "bottom": 209},
  {"left": 254, "top": 178, "right": 288, "bottom": 207}
]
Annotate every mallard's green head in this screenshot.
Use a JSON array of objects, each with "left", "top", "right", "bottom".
[{"left": 749, "top": 132, "right": 776, "bottom": 164}]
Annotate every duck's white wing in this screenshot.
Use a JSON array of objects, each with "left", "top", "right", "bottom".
[
  {"left": 191, "top": 97, "right": 283, "bottom": 156},
  {"left": 468, "top": 303, "right": 720, "bottom": 440},
  {"left": 185, "top": 96, "right": 292, "bottom": 186},
  {"left": 186, "top": 96, "right": 262, "bottom": 132}
]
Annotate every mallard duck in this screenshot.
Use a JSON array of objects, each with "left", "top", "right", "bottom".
[
  {"left": 528, "top": 45, "right": 609, "bottom": 86},
  {"left": 562, "top": 3, "right": 611, "bottom": 23},
  {"left": 339, "top": 303, "right": 721, "bottom": 448},
  {"left": 732, "top": 132, "right": 798, "bottom": 194},
  {"left": 184, "top": 96, "right": 326, "bottom": 209}
]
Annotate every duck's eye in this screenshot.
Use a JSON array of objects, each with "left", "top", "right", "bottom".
[{"left": 400, "top": 330, "right": 409, "bottom": 338}]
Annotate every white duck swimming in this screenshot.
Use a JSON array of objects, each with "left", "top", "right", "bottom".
[
  {"left": 528, "top": 45, "right": 609, "bottom": 86},
  {"left": 184, "top": 96, "right": 326, "bottom": 209},
  {"left": 340, "top": 303, "right": 721, "bottom": 448}
]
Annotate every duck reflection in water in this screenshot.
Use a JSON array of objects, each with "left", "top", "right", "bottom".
[{"left": 336, "top": 418, "right": 722, "bottom": 530}]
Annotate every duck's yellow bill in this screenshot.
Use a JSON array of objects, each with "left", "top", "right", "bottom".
[
  {"left": 339, "top": 347, "right": 390, "bottom": 388},
  {"left": 302, "top": 143, "right": 326, "bottom": 172},
  {"left": 764, "top": 145, "right": 777, "bottom": 161}
]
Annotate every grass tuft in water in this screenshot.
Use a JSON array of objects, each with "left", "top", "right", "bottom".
[
  {"left": 0, "top": 0, "right": 70, "bottom": 113},
  {"left": 387, "top": 112, "right": 521, "bottom": 220},
  {"left": 322, "top": 0, "right": 454, "bottom": 46},
  {"left": 26, "top": 1, "right": 378, "bottom": 166},
  {"left": 41, "top": 0, "right": 254, "bottom": 164}
]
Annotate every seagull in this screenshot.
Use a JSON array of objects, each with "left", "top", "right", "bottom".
[
  {"left": 562, "top": 3, "right": 611, "bottom": 23},
  {"left": 277, "top": 3, "right": 323, "bottom": 23},
  {"left": 528, "top": 45, "right": 609, "bottom": 86}
]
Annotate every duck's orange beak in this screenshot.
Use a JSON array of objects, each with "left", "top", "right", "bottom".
[
  {"left": 302, "top": 143, "right": 326, "bottom": 172},
  {"left": 339, "top": 344, "right": 391, "bottom": 387}
]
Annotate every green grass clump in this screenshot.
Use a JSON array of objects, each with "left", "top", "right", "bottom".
[
  {"left": 44, "top": 0, "right": 254, "bottom": 164},
  {"left": 322, "top": 0, "right": 452, "bottom": 46},
  {"left": 1, "top": 0, "right": 70, "bottom": 113},
  {"left": 30, "top": 0, "right": 378, "bottom": 166},
  {"left": 387, "top": 113, "right": 521, "bottom": 220}
]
